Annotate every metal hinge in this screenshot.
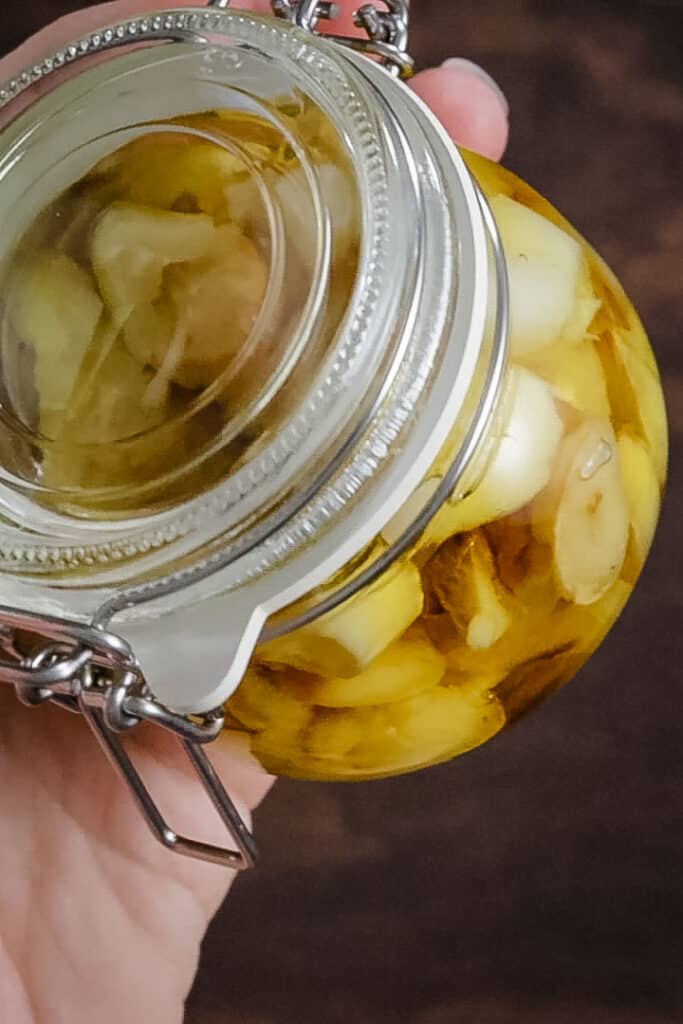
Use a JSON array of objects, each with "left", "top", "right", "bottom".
[
  {"left": 209, "top": 0, "right": 413, "bottom": 78},
  {"left": 0, "top": 607, "right": 257, "bottom": 870}
]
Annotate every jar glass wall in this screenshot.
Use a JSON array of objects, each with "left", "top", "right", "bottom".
[
  {"left": 0, "top": 11, "right": 490, "bottom": 713},
  {"left": 0, "top": 9, "right": 668, "bottom": 784},
  {"left": 225, "top": 151, "right": 668, "bottom": 781}
]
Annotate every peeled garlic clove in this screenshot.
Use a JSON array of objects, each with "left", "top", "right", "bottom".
[
  {"left": 426, "top": 532, "right": 512, "bottom": 651},
  {"left": 423, "top": 367, "right": 563, "bottom": 540},
  {"left": 9, "top": 252, "right": 102, "bottom": 416},
  {"left": 232, "top": 671, "right": 312, "bottom": 775},
  {"left": 40, "top": 341, "right": 174, "bottom": 491},
  {"left": 228, "top": 665, "right": 310, "bottom": 734},
  {"left": 530, "top": 338, "right": 611, "bottom": 419},
  {"left": 95, "top": 133, "right": 246, "bottom": 220},
  {"left": 565, "top": 266, "right": 602, "bottom": 345},
  {"left": 588, "top": 253, "right": 661, "bottom": 371},
  {"left": 551, "top": 418, "right": 630, "bottom": 605},
  {"left": 443, "top": 595, "right": 582, "bottom": 689},
  {"left": 618, "top": 432, "right": 661, "bottom": 574},
  {"left": 381, "top": 361, "right": 498, "bottom": 549},
  {"left": 490, "top": 195, "right": 599, "bottom": 360},
  {"left": 485, "top": 518, "right": 557, "bottom": 613},
  {"left": 226, "top": 175, "right": 267, "bottom": 236},
  {"left": 384, "top": 368, "right": 564, "bottom": 547},
  {"left": 123, "top": 301, "right": 178, "bottom": 376},
  {"left": 272, "top": 163, "right": 358, "bottom": 266},
  {"left": 305, "top": 710, "right": 367, "bottom": 765},
  {"left": 124, "top": 224, "right": 268, "bottom": 392},
  {"left": 620, "top": 343, "right": 668, "bottom": 489},
  {"left": 308, "top": 626, "right": 446, "bottom": 708},
  {"left": 392, "top": 682, "right": 506, "bottom": 758},
  {"left": 493, "top": 644, "right": 584, "bottom": 723},
  {"left": 597, "top": 329, "right": 668, "bottom": 488},
  {"left": 163, "top": 223, "right": 269, "bottom": 389},
  {"left": 258, "top": 560, "right": 424, "bottom": 678},
  {"left": 92, "top": 203, "right": 215, "bottom": 320},
  {"left": 506, "top": 259, "right": 577, "bottom": 358},
  {"left": 351, "top": 683, "right": 506, "bottom": 774},
  {"left": 466, "top": 568, "right": 513, "bottom": 650},
  {"left": 66, "top": 342, "right": 170, "bottom": 443}
]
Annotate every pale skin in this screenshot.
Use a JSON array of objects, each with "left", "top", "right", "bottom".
[{"left": 0, "top": 3, "right": 509, "bottom": 1022}]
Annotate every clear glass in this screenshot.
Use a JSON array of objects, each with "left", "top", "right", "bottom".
[
  {"left": 0, "top": 10, "right": 667, "bottom": 774},
  {"left": 222, "top": 150, "right": 668, "bottom": 781},
  {"left": 0, "top": 10, "right": 488, "bottom": 712},
  {"left": 1, "top": 103, "right": 360, "bottom": 516}
]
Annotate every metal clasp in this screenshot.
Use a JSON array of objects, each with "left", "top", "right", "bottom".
[
  {"left": 0, "top": 609, "right": 257, "bottom": 870},
  {"left": 208, "top": 0, "right": 413, "bottom": 78}
]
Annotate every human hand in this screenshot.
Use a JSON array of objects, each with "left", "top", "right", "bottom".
[{"left": 0, "top": 5, "right": 509, "bottom": 1023}]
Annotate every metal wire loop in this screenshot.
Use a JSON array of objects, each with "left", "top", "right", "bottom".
[
  {"left": 268, "top": 0, "right": 414, "bottom": 77},
  {"left": 102, "top": 669, "right": 143, "bottom": 733},
  {"left": 0, "top": 624, "right": 257, "bottom": 870},
  {"left": 121, "top": 694, "right": 225, "bottom": 744}
]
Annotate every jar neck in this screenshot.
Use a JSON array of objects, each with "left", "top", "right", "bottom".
[{"left": 0, "top": 10, "right": 497, "bottom": 671}]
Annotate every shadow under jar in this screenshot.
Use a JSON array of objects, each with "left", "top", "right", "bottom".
[{"left": 0, "top": 8, "right": 668, "bottom": 785}]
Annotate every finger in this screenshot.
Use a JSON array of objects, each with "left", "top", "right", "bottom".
[
  {"left": 211, "top": 733, "right": 276, "bottom": 812},
  {"left": 411, "top": 59, "right": 509, "bottom": 161},
  {"left": 0, "top": 1, "right": 270, "bottom": 77},
  {"left": 319, "top": 1, "right": 364, "bottom": 37},
  {"left": 317, "top": 7, "right": 509, "bottom": 160},
  {"left": 1, "top": 3, "right": 509, "bottom": 162},
  {"left": 0, "top": 0, "right": 357, "bottom": 76},
  {"left": 138, "top": 720, "right": 275, "bottom": 818}
]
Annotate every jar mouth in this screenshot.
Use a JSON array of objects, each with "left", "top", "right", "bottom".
[
  {"left": 0, "top": 100, "right": 349, "bottom": 517},
  {"left": 0, "top": 12, "right": 383, "bottom": 569},
  {"left": 0, "top": 9, "right": 490, "bottom": 650}
]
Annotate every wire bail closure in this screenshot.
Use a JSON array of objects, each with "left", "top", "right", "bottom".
[
  {"left": 0, "top": 186, "right": 507, "bottom": 869},
  {"left": 0, "top": 0, "right": 508, "bottom": 871},
  {"left": 209, "top": 0, "right": 414, "bottom": 77},
  {"left": 0, "top": 608, "right": 257, "bottom": 870}
]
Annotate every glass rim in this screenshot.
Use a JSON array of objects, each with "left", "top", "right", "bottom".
[
  {"left": 0, "top": 9, "right": 492, "bottom": 652},
  {"left": 0, "top": 11, "right": 393, "bottom": 570}
]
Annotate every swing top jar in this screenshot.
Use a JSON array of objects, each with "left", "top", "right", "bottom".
[{"left": 0, "top": 5, "right": 668, "bottom": 783}]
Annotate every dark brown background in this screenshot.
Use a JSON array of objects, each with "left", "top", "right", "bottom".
[{"left": 3, "top": 3, "right": 682, "bottom": 1022}]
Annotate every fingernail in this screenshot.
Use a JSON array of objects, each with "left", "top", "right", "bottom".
[{"left": 441, "top": 58, "right": 509, "bottom": 117}]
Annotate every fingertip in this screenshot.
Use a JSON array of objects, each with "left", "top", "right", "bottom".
[
  {"left": 411, "top": 62, "right": 510, "bottom": 162},
  {"left": 318, "top": 3, "right": 363, "bottom": 38},
  {"left": 212, "top": 732, "right": 276, "bottom": 812}
]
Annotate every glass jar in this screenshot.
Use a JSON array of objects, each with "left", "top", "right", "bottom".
[{"left": 0, "top": 4, "right": 667, "bottom": 797}]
